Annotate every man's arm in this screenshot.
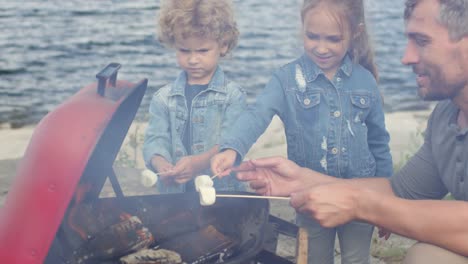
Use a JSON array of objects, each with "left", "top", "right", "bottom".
[
  {"left": 289, "top": 179, "right": 468, "bottom": 256},
  {"left": 359, "top": 188, "right": 468, "bottom": 257},
  {"left": 238, "top": 156, "right": 468, "bottom": 256},
  {"left": 235, "top": 156, "right": 394, "bottom": 196}
]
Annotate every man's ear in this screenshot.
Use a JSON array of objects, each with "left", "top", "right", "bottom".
[{"left": 460, "top": 36, "right": 468, "bottom": 65}]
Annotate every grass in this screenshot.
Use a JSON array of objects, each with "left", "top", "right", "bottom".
[{"left": 115, "top": 120, "right": 146, "bottom": 168}]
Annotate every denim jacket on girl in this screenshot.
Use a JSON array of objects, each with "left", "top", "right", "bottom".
[
  {"left": 143, "top": 67, "right": 248, "bottom": 193},
  {"left": 221, "top": 54, "right": 393, "bottom": 178}
]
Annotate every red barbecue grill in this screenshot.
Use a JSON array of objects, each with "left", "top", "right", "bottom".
[{"left": 0, "top": 64, "right": 305, "bottom": 264}]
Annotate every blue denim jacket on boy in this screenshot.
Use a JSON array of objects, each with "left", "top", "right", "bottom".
[
  {"left": 221, "top": 54, "right": 393, "bottom": 178},
  {"left": 143, "top": 67, "right": 247, "bottom": 193}
]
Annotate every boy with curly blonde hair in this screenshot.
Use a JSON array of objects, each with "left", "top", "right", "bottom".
[{"left": 143, "top": 0, "right": 247, "bottom": 193}]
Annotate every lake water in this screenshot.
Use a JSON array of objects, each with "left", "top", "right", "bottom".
[{"left": 0, "top": 0, "right": 429, "bottom": 125}]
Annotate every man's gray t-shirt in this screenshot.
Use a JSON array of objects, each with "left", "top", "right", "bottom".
[{"left": 390, "top": 100, "right": 468, "bottom": 201}]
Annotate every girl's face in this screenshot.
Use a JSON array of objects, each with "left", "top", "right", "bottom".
[
  {"left": 302, "top": 4, "right": 352, "bottom": 80},
  {"left": 175, "top": 36, "right": 228, "bottom": 85}
]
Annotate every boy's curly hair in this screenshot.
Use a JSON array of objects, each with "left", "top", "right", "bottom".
[{"left": 157, "top": 0, "right": 239, "bottom": 56}]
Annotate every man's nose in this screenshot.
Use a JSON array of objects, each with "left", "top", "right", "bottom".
[{"left": 401, "top": 41, "right": 419, "bottom": 65}]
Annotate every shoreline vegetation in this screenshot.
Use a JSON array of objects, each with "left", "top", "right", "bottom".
[{"left": 0, "top": 108, "right": 432, "bottom": 263}]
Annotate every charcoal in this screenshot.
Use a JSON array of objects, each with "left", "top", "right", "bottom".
[
  {"left": 158, "top": 225, "right": 239, "bottom": 263},
  {"left": 119, "top": 248, "right": 184, "bottom": 264}
]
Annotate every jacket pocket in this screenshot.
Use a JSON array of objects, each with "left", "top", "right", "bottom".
[
  {"left": 296, "top": 91, "right": 320, "bottom": 109},
  {"left": 350, "top": 93, "right": 370, "bottom": 109},
  {"left": 350, "top": 92, "right": 371, "bottom": 124}
]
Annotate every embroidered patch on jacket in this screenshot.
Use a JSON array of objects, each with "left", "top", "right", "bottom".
[{"left": 295, "top": 64, "right": 306, "bottom": 92}]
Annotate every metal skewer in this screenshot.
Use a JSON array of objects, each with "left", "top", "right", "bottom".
[
  {"left": 155, "top": 171, "right": 172, "bottom": 177},
  {"left": 216, "top": 194, "right": 290, "bottom": 200},
  {"left": 210, "top": 173, "right": 220, "bottom": 180}
]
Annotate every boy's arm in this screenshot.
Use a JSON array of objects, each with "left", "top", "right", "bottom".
[
  {"left": 219, "top": 84, "right": 247, "bottom": 144},
  {"left": 172, "top": 145, "right": 219, "bottom": 182},
  {"left": 142, "top": 90, "right": 173, "bottom": 170},
  {"left": 191, "top": 145, "right": 220, "bottom": 173}
]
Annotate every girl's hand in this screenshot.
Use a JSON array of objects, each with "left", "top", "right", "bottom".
[{"left": 210, "top": 149, "right": 238, "bottom": 177}]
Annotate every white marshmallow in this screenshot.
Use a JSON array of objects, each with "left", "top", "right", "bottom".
[
  {"left": 199, "top": 186, "right": 216, "bottom": 206},
  {"left": 140, "top": 169, "right": 158, "bottom": 187},
  {"left": 194, "top": 175, "right": 213, "bottom": 192}
]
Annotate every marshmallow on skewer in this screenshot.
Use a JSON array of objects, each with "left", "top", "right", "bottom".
[
  {"left": 194, "top": 175, "right": 214, "bottom": 192},
  {"left": 140, "top": 169, "right": 158, "bottom": 187},
  {"left": 199, "top": 186, "right": 216, "bottom": 206}
]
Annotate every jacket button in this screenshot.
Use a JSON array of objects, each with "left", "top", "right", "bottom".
[
  {"left": 333, "top": 111, "right": 341, "bottom": 118},
  {"left": 360, "top": 98, "right": 366, "bottom": 104},
  {"left": 331, "top": 148, "right": 339, "bottom": 154},
  {"left": 304, "top": 98, "right": 311, "bottom": 105}
]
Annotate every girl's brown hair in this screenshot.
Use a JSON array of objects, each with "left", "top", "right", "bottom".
[{"left": 301, "top": 0, "right": 379, "bottom": 80}]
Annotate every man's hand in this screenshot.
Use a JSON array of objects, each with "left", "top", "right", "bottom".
[
  {"left": 210, "top": 149, "right": 238, "bottom": 177},
  {"left": 234, "top": 156, "right": 307, "bottom": 196},
  {"left": 290, "top": 182, "right": 366, "bottom": 228}
]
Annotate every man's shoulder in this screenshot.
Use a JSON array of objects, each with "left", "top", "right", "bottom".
[{"left": 431, "top": 100, "right": 457, "bottom": 120}]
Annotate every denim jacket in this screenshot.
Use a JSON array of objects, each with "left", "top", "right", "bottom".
[
  {"left": 143, "top": 67, "right": 248, "bottom": 193},
  {"left": 221, "top": 54, "right": 393, "bottom": 178}
]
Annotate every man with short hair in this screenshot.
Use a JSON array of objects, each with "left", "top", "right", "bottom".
[{"left": 231, "top": 0, "right": 468, "bottom": 262}]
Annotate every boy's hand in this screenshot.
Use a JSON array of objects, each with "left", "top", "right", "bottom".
[
  {"left": 150, "top": 155, "right": 175, "bottom": 182},
  {"left": 172, "top": 155, "right": 202, "bottom": 184},
  {"left": 210, "top": 149, "right": 238, "bottom": 177}
]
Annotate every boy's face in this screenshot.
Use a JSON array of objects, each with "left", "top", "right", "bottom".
[
  {"left": 401, "top": 0, "right": 468, "bottom": 101},
  {"left": 175, "top": 36, "right": 228, "bottom": 85},
  {"left": 302, "top": 4, "right": 351, "bottom": 80}
]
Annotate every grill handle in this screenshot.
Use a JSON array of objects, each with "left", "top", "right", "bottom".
[{"left": 96, "top": 62, "right": 122, "bottom": 96}]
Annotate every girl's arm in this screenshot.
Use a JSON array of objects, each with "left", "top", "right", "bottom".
[
  {"left": 219, "top": 74, "right": 288, "bottom": 160},
  {"left": 366, "top": 84, "right": 393, "bottom": 177},
  {"left": 142, "top": 89, "right": 173, "bottom": 170}
]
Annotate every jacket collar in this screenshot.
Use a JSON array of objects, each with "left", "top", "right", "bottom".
[
  {"left": 169, "top": 67, "right": 227, "bottom": 96},
  {"left": 300, "top": 53, "right": 353, "bottom": 82}
]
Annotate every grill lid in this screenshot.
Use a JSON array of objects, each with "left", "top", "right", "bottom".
[{"left": 0, "top": 63, "right": 148, "bottom": 264}]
